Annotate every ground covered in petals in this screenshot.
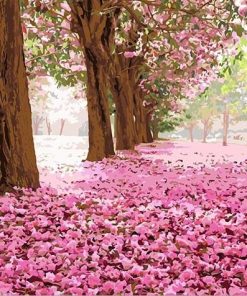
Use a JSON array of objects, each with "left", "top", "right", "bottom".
[{"left": 0, "top": 141, "right": 247, "bottom": 295}]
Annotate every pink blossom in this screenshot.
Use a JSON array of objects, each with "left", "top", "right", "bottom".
[
  {"left": 88, "top": 275, "right": 101, "bottom": 288},
  {"left": 238, "top": 5, "right": 247, "bottom": 16},
  {"left": 124, "top": 51, "right": 137, "bottom": 58}
]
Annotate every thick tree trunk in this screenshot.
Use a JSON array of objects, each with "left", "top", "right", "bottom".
[
  {"left": 108, "top": 48, "right": 137, "bottom": 150},
  {"left": 133, "top": 89, "right": 148, "bottom": 144},
  {"left": 69, "top": 1, "right": 115, "bottom": 161},
  {"left": 223, "top": 107, "right": 229, "bottom": 146},
  {"left": 110, "top": 72, "right": 136, "bottom": 151},
  {"left": 85, "top": 57, "right": 114, "bottom": 161},
  {"left": 59, "top": 119, "right": 66, "bottom": 136},
  {"left": 0, "top": 0, "right": 39, "bottom": 192}
]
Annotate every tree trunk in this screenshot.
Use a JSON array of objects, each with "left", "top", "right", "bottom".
[
  {"left": 133, "top": 89, "right": 148, "bottom": 144},
  {"left": 85, "top": 57, "right": 114, "bottom": 161},
  {"left": 59, "top": 119, "right": 65, "bottom": 136},
  {"left": 189, "top": 126, "right": 194, "bottom": 142},
  {"left": 151, "top": 117, "right": 160, "bottom": 140},
  {"left": 114, "top": 112, "right": 117, "bottom": 139},
  {"left": 33, "top": 115, "right": 42, "bottom": 135},
  {"left": 0, "top": 0, "right": 39, "bottom": 192},
  {"left": 152, "top": 126, "right": 159, "bottom": 140},
  {"left": 202, "top": 121, "right": 208, "bottom": 143},
  {"left": 46, "top": 117, "right": 52, "bottom": 135},
  {"left": 110, "top": 72, "right": 136, "bottom": 151},
  {"left": 223, "top": 106, "right": 229, "bottom": 146},
  {"left": 108, "top": 47, "right": 138, "bottom": 151},
  {"left": 33, "top": 118, "right": 39, "bottom": 135},
  {"left": 146, "top": 114, "right": 153, "bottom": 143},
  {"left": 69, "top": 1, "right": 115, "bottom": 161}
]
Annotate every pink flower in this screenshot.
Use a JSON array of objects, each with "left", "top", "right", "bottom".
[
  {"left": 67, "top": 287, "right": 84, "bottom": 295},
  {"left": 239, "top": 5, "right": 247, "bottom": 16},
  {"left": 141, "top": 274, "right": 153, "bottom": 286},
  {"left": 228, "top": 285, "right": 247, "bottom": 296},
  {"left": 36, "top": 288, "right": 54, "bottom": 296},
  {"left": 202, "top": 276, "right": 215, "bottom": 285},
  {"left": 0, "top": 281, "right": 12, "bottom": 293},
  {"left": 124, "top": 51, "right": 137, "bottom": 58},
  {"left": 88, "top": 275, "right": 101, "bottom": 288},
  {"left": 179, "top": 269, "right": 196, "bottom": 281},
  {"left": 114, "top": 280, "right": 127, "bottom": 293},
  {"left": 102, "top": 281, "right": 114, "bottom": 293},
  {"left": 44, "top": 272, "right": 55, "bottom": 282},
  {"left": 60, "top": 3, "right": 71, "bottom": 12}
]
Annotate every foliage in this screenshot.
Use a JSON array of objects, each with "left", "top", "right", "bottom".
[
  {"left": 176, "top": 39, "right": 247, "bottom": 139},
  {"left": 29, "top": 77, "right": 86, "bottom": 134},
  {"left": 42, "top": 78, "right": 85, "bottom": 125},
  {"left": 21, "top": 0, "right": 246, "bottom": 100}
]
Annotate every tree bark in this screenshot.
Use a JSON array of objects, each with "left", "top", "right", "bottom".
[
  {"left": 0, "top": 0, "right": 39, "bottom": 191},
  {"left": 150, "top": 116, "right": 160, "bottom": 140},
  {"left": 223, "top": 106, "right": 229, "bottom": 146},
  {"left": 33, "top": 115, "right": 43, "bottom": 135},
  {"left": 146, "top": 113, "right": 153, "bottom": 143},
  {"left": 115, "top": 23, "right": 148, "bottom": 146},
  {"left": 152, "top": 126, "right": 159, "bottom": 140},
  {"left": 85, "top": 56, "right": 114, "bottom": 160},
  {"left": 189, "top": 126, "right": 194, "bottom": 142},
  {"left": 69, "top": 1, "right": 115, "bottom": 161},
  {"left": 113, "top": 112, "right": 117, "bottom": 139},
  {"left": 143, "top": 101, "right": 158, "bottom": 144},
  {"left": 108, "top": 46, "right": 140, "bottom": 150},
  {"left": 59, "top": 119, "right": 66, "bottom": 136},
  {"left": 133, "top": 88, "right": 148, "bottom": 144},
  {"left": 45, "top": 117, "right": 52, "bottom": 135},
  {"left": 110, "top": 69, "right": 136, "bottom": 150},
  {"left": 202, "top": 120, "right": 208, "bottom": 143}
]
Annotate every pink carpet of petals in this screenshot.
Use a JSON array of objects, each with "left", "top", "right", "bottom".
[{"left": 0, "top": 141, "right": 247, "bottom": 295}]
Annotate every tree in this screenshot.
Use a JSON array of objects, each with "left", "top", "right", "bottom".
[
  {"left": 21, "top": 1, "right": 114, "bottom": 160},
  {"left": 29, "top": 76, "right": 50, "bottom": 135},
  {"left": 43, "top": 79, "right": 85, "bottom": 136},
  {"left": 151, "top": 109, "right": 182, "bottom": 140},
  {"left": 21, "top": 0, "right": 245, "bottom": 159},
  {"left": 0, "top": 0, "right": 39, "bottom": 193},
  {"left": 208, "top": 39, "right": 247, "bottom": 145},
  {"left": 140, "top": 77, "right": 183, "bottom": 140},
  {"left": 68, "top": 1, "right": 116, "bottom": 160},
  {"left": 183, "top": 114, "right": 198, "bottom": 143},
  {"left": 196, "top": 94, "right": 218, "bottom": 143}
]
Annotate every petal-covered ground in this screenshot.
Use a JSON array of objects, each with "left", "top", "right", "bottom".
[{"left": 0, "top": 140, "right": 247, "bottom": 295}]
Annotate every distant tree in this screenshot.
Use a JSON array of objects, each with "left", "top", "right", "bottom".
[
  {"left": 150, "top": 108, "right": 182, "bottom": 140},
  {"left": 29, "top": 77, "right": 50, "bottom": 135},
  {"left": 43, "top": 79, "right": 85, "bottom": 136},
  {"left": 195, "top": 93, "right": 219, "bottom": 143},
  {"left": 180, "top": 98, "right": 202, "bottom": 143},
  {"left": 205, "top": 40, "right": 247, "bottom": 145}
]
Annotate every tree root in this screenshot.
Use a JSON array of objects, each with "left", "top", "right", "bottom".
[{"left": 0, "top": 181, "right": 17, "bottom": 196}]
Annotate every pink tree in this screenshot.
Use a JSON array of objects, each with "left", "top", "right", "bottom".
[{"left": 21, "top": 0, "right": 245, "bottom": 159}]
